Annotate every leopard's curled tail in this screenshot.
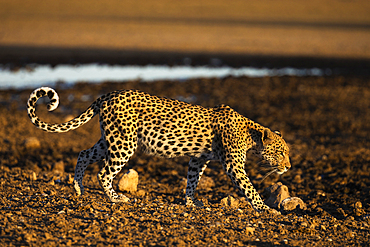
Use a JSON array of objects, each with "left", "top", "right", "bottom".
[{"left": 27, "top": 87, "right": 100, "bottom": 133}]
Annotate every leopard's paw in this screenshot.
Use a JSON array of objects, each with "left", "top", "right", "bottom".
[
  {"left": 185, "top": 196, "right": 204, "bottom": 207},
  {"left": 110, "top": 194, "right": 130, "bottom": 203},
  {"left": 254, "top": 204, "right": 280, "bottom": 214},
  {"left": 266, "top": 208, "right": 280, "bottom": 215},
  {"left": 74, "top": 180, "right": 84, "bottom": 196}
]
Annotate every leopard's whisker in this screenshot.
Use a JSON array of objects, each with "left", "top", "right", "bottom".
[
  {"left": 260, "top": 164, "right": 273, "bottom": 169},
  {"left": 257, "top": 167, "right": 273, "bottom": 174},
  {"left": 256, "top": 160, "right": 265, "bottom": 165},
  {"left": 260, "top": 168, "right": 277, "bottom": 183},
  {"left": 257, "top": 160, "right": 271, "bottom": 168}
]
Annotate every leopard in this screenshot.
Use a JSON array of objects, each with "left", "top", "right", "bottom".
[{"left": 27, "top": 87, "right": 291, "bottom": 212}]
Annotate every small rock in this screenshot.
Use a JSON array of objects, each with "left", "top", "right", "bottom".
[
  {"left": 280, "top": 197, "right": 307, "bottom": 211},
  {"left": 66, "top": 174, "right": 74, "bottom": 184},
  {"left": 265, "top": 182, "right": 290, "bottom": 209},
  {"left": 293, "top": 174, "right": 303, "bottom": 184},
  {"left": 30, "top": 172, "right": 37, "bottom": 181},
  {"left": 310, "top": 221, "right": 318, "bottom": 229},
  {"left": 300, "top": 221, "right": 308, "bottom": 227},
  {"left": 53, "top": 161, "right": 65, "bottom": 172},
  {"left": 23, "top": 137, "right": 41, "bottom": 150},
  {"left": 136, "top": 189, "right": 146, "bottom": 197},
  {"left": 221, "top": 195, "right": 239, "bottom": 208},
  {"left": 198, "top": 176, "right": 215, "bottom": 190},
  {"left": 354, "top": 201, "right": 365, "bottom": 216},
  {"left": 118, "top": 169, "right": 139, "bottom": 193},
  {"left": 316, "top": 207, "right": 324, "bottom": 213},
  {"left": 245, "top": 227, "right": 255, "bottom": 235},
  {"left": 362, "top": 214, "right": 370, "bottom": 221},
  {"left": 337, "top": 207, "right": 347, "bottom": 217},
  {"left": 355, "top": 201, "right": 362, "bottom": 209},
  {"left": 346, "top": 231, "right": 355, "bottom": 237}
]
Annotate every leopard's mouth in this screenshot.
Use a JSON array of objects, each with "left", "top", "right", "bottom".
[
  {"left": 276, "top": 166, "right": 288, "bottom": 175},
  {"left": 277, "top": 158, "right": 291, "bottom": 174}
]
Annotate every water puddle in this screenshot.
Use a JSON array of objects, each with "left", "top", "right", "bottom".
[{"left": 0, "top": 64, "right": 325, "bottom": 90}]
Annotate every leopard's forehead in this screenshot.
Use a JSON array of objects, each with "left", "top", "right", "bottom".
[{"left": 268, "top": 133, "right": 289, "bottom": 153}]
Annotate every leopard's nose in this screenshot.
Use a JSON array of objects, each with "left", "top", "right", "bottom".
[{"left": 285, "top": 157, "right": 291, "bottom": 170}]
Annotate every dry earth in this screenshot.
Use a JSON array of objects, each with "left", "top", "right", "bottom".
[{"left": 1, "top": 77, "right": 370, "bottom": 246}]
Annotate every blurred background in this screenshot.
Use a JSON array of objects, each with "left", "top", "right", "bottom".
[{"left": 0, "top": 0, "right": 369, "bottom": 73}]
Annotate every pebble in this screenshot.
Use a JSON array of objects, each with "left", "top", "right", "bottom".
[
  {"left": 53, "top": 161, "right": 65, "bottom": 172},
  {"left": 31, "top": 172, "right": 37, "bottom": 181},
  {"left": 23, "top": 137, "right": 41, "bottom": 150},
  {"left": 197, "top": 176, "right": 215, "bottom": 190},
  {"left": 362, "top": 215, "right": 370, "bottom": 221},
  {"left": 245, "top": 227, "right": 255, "bottom": 235},
  {"left": 264, "top": 182, "right": 290, "bottom": 209},
  {"left": 118, "top": 169, "right": 139, "bottom": 193},
  {"left": 355, "top": 201, "right": 362, "bottom": 209},
  {"left": 66, "top": 174, "right": 74, "bottom": 184},
  {"left": 280, "top": 197, "right": 307, "bottom": 211},
  {"left": 136, "top": 189, "right": 146, "bottom": 197},
  {"left": 300, "top": 222, "right": 308, "bottom": 227}
]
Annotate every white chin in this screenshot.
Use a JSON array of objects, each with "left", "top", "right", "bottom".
[{"left": 277, "top": 170, "right": 285, "bottom": 175}]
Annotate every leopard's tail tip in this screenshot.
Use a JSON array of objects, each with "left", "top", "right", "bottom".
[{"left": 28, "top": 87, "right": 60, "bottom": 112}]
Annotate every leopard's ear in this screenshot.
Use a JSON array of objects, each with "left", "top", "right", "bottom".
[
  {"left": 262, "top": 128, "right": 274, "bottom": 145},
  {"left": 274, "top": 130, "right": 282, "bottom": 137}
]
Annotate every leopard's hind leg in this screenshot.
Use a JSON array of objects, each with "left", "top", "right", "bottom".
[
  {"left": 74, "top": 138, "right": 107, "bottom": 196},
  {"left": 97, "top": 112, "right": 138, "bottom": 203},
  {"left": 185, "top": 158, "right": 210, "bottom": 207},
  {"left": 97, "top": 143, "right": 137, "bottom": 202}
]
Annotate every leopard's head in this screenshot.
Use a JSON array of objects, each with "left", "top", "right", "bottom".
[{"left": 260, "top": 128, "right": 291, "bottom": 175}]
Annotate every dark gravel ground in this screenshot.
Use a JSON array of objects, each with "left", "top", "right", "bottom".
[{"left": 1, "top": 76, "right": 370, "bottom": 246}]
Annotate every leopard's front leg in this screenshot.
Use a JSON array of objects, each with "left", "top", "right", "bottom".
[{"left": 223, "top": 161, "right": 270, "bottom": 212}]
